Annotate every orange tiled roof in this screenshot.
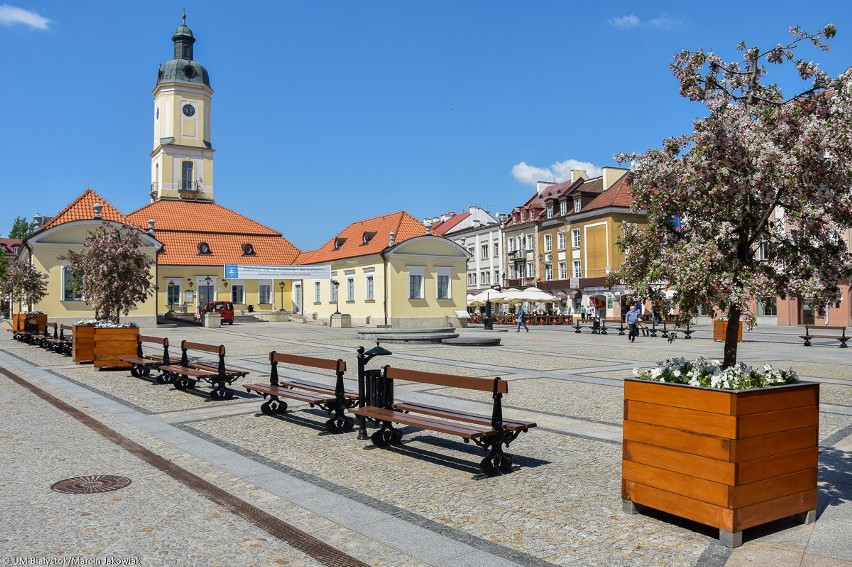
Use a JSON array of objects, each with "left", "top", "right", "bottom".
[
  {"left": 295, "top": 211, "right": 426, "bottom": 264},
  {"left": 126, "top": 200, "right": 300, "bottom": 266},
  {"left": 585, "top": 172, "right": 635, "bottom": 211},
  {"left": 39, "top": 189, "right": 129, "bottom": 232},
  {"left": 432, "top": 212, "right": 470, "bottom": 236}
]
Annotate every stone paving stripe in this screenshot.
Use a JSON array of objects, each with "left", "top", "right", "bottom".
[{"left": 0, "top": 365, "right": 369, "bottom": 567}]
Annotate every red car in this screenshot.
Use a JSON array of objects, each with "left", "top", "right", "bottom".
[{"left": 198, "top": 301, "right": 234, "bottom": 324}]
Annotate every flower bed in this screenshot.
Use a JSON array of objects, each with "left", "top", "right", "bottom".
[{"left": 623, "top": 361, "right": 818, "bottom": 547}]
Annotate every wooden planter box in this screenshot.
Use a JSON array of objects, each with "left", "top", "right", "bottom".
[
  {"left": 13, "top": 313, "right": 47, "bottom": 333},
  {"left": 622, "top": 378, "right": 818, "bottom": 548},
  {"left": 713, "top": 320, "right": 743, "bottom": 342},
  {"left": 72, "top": 325, "right": 95, "bottom": 363},
  {"left": 93, "top": 327, "right": 140, "bottom": 369}
]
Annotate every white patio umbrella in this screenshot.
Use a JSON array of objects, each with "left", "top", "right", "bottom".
[
  {"left": 503, "top": 287, "right": 558, "bottom": 303},
  {"left": 470, "top": 288, "right": 513, "bottom": 304}
]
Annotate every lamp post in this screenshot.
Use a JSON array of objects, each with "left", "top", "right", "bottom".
[
  {"left": 332, "top": 280, "right": 340, "bottom": 314},
  {"left": 167, "top": 280, "right": 174, "bottom": 313},
  {"left": 279, "top": 281, "right": 285, "bottom": 311},
  {"left": 484, "top": 285, "right": 501, "bottom": 331}
]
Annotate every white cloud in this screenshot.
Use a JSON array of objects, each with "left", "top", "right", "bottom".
[
  {"left": 0, "top": 4, "right": 51, "bottom": 30},
  {"left": 511, "top": 159, "right": 603, "bottom": 186},
  {"left": 608, "top": 15, "right": 640, "bottom": 29},
  {"left": 608, "top": 13, "right": 682, "bottom": 30}
]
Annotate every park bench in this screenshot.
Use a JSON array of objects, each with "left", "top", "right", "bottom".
[
  {"left": 13, "top": 317, "right": 41, "bottom": 343},
  {"left": 42, "top": 324, "right": 73, "bottom": 354},
  {"left": 349, "top": 366, "right": 537, "bottom": 476},
  {"left": 118, "top": 335, "right": 171, "bottom": 379},
  {"left": 243, "top": 352, "right": 358, "bottom": 433},
  {"left": 31, "top": 322, "right": 57, "bottom": 348},
  {"left": 157, "top": 340, "right": 248, "bottom": 400},
  {"left": 800, "top": 325, "right": 848, "bottom": 348}
]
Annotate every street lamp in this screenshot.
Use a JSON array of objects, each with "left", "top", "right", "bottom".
[
  {"left": 332, "top": 280, "right": 340, "bottom": 314},
  {"left": 484, "top": 284, "right": 501, "bottom": 330},
  {"left": 279, "top": 281, "right": 285, "bottom": 311},
  {"left": 167, "top": 280, "right": 174, "bottom": 313}
]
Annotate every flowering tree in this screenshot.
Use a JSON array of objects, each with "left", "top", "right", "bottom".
[
  {"left": 0, "top": 260, "right": 49, "bottom": 316},
  {"left": 614, "top": 25, "right": 852, "bottom": 368},
  {"left": 59, "top": 223, "right": 155, "bottom": 323}
]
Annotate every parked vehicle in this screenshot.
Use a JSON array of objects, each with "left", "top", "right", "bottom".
[{"left": 197, "top": 301, "right": 234, "bottom": 324}]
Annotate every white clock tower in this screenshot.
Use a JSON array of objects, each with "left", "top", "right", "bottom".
[{"left": 150, "top": 13, "right": 215, "bottom": 202}]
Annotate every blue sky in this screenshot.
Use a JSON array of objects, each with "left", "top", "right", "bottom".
[{"left": 1, "top": 1, "right": 850, "bottom": 250}]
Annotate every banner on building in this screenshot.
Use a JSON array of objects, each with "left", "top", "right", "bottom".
[{"left": 224, "top": 264, "right": 331, "bottom": 280}]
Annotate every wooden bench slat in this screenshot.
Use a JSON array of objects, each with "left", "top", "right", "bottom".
[
  {"left": 158, "top": 364, "right": 219, "bottom": 378},
  {"left": 181, "top": 341, "right": 224, "bottom": 355},
  {"left": 244, "top": 383, "right": 338, "bottom": 405},
  {"left": 383, "top": 367, "right": 508, "bottom": 393},
  {"left": 270, "top": 352, "right": 346, "bottom": 372},
  {"left": 350, "top": 406, "right": 494, "bottom": 439},
  {"left": 282, "top": 379, "right": 357, "bottom": 398},
  {"left": 393, "top": 401, "right": 536, "bottom": 431}
]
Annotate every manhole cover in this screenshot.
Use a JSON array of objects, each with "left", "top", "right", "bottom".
[{"left": 51, "top": 475, "right": 131, "bottom": 494}]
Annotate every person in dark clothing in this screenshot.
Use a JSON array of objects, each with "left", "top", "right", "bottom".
[{"left": 626, "top": 305, "right": 640, "bottom": 342}]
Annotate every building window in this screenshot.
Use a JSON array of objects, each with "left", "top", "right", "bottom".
[
  {"left": 520, "top": 210, "right": 526, "bottom": 221},
  {"left": 508, "top": 265, "right": 516, "bottom": 279},
  {"left": 557, "top": 232, "right": 566, "bottom": 250},
  {"left": 759, "top": 297, "right": 778, "bottom": 316},
  {"left": 231, "top": 284, "right": 245, "bottom": 304},
  {"left": 526, "top": 263, "right": 534, "bottom": 278},
  {"left": 573, "top": 260, "right": 581, "bottom": 278},
  {"left": 525, "top": 235, "right": 533, "bottom": 250},
  {"left": 167, "top": 282, "right": 182, "bottom": 306},
  {"left": 572, "top": 229, "right": 581, "bottom": 248},
  {"left": 546, "top": 204, "right": 553, "bottom": 219},
  {"left": 366, "top": 275, "right": 374, "bottom": 300},
  {"left": 480, "top": 271, "right": 490, "bottom": 285},
  {"left": 559, "top": 262, "right": 567, "bottom": 280},
  {"left": 480, "top": 244, "right": 489, "bottom": 259},
  {"left": 544, "top": 234, "right": 552, "bottom": 252},
  {"left": 330, "top": 280, "right": 339, "bottom": 303},
  {"left": 574, "top": 197, "right": 582, "bottom": 212},
  {"left": 507, "top": 238, "right": 515, "bottom": 253},
  {"left": 560, "top": 201, "right": 567, "bottom": 216},
  {"left": 63, "top": 268, "right": 83, "bottom": 301},
  {"left": 181, "top": 161, "right": 194, "bottom": 190},
  {"left": 346, "top": 277, "right": 354, "bottom": 301},
  {"left": 494, "top": 270, "right": 500, "bottom": 286},
  {"left": 258, "top": 282, "right": 272, "bottom": 304},
  {"left": 493, "top": 242, "right": 499, "bottom": 257},
  {"left": 545, "top": 264, "right": 553, "bottom": 281},
  {"left": 314, "top": 281, "right": 321, "bottom": 303},
  {"left": 408, "top": 267, "right": 424, "bottom": 299},
  {"left": 436, "top": 268, "right": 451, "bottom": 299}
]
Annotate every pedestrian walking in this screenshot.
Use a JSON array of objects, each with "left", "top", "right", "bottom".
[
  {"left": 516, "top": 306, "right": 529, "bottom": 332},
  {"left": 580, "top": 305, "right": 586, "bottom": 322},
  {"left": 626, "top": 305, "right": 640, "bottom": 342}
]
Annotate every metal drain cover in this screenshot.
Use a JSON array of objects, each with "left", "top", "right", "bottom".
[{"left": 51, "top": 475, "right": 131, "bottom": 494}]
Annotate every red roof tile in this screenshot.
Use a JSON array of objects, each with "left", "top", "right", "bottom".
[
  {"left": 432, "top": 212, "right": 470, "bottom": 236},
  {"left": 295, "top": 211, "right": 426, "bottom": 264},
  {"left": 39, "top": 189, "right": 129, "bottom": 231},
  {"left": 584, "top": 172, "right": 635, "bottom": 211},
  {"left": 126, "top": 200, "right": 300, "bottom": 266}
]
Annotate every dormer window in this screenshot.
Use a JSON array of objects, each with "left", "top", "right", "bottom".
[
  {"left": 334, "top": 237, "right": 347, "bottom": 250},
  {"left": 574, "top": 197, "right": 582, "bottom": 213},
  {"left": 546, "top": 204, "right": 553, "bottom": 219},
  {"left": 560, "top": 200, "right": 567, "bottom": 216},
  {"left": 12, "top": 245, "right": 20, "bottom": 254},
  {"left": 361, "top": 231, "right": 376, "bottom": 245},
  {"left": 197, "top": 242, "right": 211, "bottom": 255},
  {"left": 242, "top": 243, "right": 255, "bottom": 256},
  {"left": 520, "top": 211, "right": 526, "bottom": 222}
]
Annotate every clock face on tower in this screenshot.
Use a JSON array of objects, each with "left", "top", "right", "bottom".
[{"left": 182, "top": 104, "right": 196, "bottom": 117}]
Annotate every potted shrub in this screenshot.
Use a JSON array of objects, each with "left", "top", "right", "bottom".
[
  {"left": 612, "top": 25, "right": 851, "bottom": 546},
  {"left": 60, "top": 223, "right": 154, "bottom": 366},
  {"left": 0, "top": 261, "right": 48, "bottom": 331},
  {"left": 623, "top": 358, "right": 817, "bottom": 547},
  {"left": 712, "top": 318, "right": 742, "bottom": 342}
]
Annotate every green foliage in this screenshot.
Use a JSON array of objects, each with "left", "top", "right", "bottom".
[
  {"left": 8, "top": 216, "right": 38, "bottom": 239},
  {"left": 0, "top": 260, "right": 49, "bottom": 312}
]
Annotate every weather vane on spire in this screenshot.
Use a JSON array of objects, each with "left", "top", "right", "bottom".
[{"left": 182, "top": 8, "right": 186, "bottom": 24}]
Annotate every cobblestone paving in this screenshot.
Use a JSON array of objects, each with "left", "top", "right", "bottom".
[{"left": 2, "top": 320, "right": 850, "bottom": 566}]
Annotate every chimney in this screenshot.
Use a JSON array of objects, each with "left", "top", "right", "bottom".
[
  {"left": 33, "top": 212, "right": 43, "bottom": 228},
  {"left": 148, "top": 218, "right": 156, "bottom": 235},
  {"left": 536, "top": 180, "right": 556, "bottom": 195},
  {"left": 602, "top": 166, "right": 629, "bottom": 190},
  {"left": 423, "top": 219, "right": 433, "bottom": 235},
  {"left": 472, "top": 219, "right": 481, "bottom": 228},
  {"left": 389, "top": 231, "right": 396, "bottom": 246},
  {"left": 93, "top": 203, "right": 102, "bottom": 219},
  {"left": 571, "top": 170, "right": 588, "bottom": 183}
]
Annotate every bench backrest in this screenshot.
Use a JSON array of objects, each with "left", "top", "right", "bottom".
[
  {"left": 44, "top": 322, "right": 57, "bottom": 337},
  {"left": 269, "top": 351, "right": 346, "bottom": 373},
  {"left": 179, "top": 340, "right": 225, "bottom": 375},
  {"left": 139, "top": 335, "right": 170, "bottom": 363},
  {"left": 805, "top": 325, "right": 846, "bottom": 331},
  {"left": 383, "top": 366, "right": 508, "bottom": 394}
]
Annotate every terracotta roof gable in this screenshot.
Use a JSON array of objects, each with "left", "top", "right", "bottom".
[{"left": 39, "top": 189, "right": 129, "bottom": 232}]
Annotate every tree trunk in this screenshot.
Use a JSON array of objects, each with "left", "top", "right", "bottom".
[{"left": 723, "top": 306, "right": 741, "bottom": 369}]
